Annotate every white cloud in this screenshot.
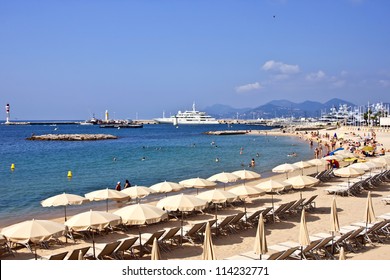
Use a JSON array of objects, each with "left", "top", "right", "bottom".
[
  {"left": 306, "top": 70, "right": 326, "bottom": 81},
  {"left": 262, "top": 60, "right": 300, "bottom": 74},
  {"left": 331, "top": 79, "right": 346, "bottom": 88},
  {"left": 379, "top": 80, "right": 390, "bottom": 87},
  {"left": 235, "top": 82, "right": 262, "bottom": 93}
]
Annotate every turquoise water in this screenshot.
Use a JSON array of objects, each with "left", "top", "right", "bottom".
[{"left": 0, "top": 124, "right": 312, "bottom": 224}]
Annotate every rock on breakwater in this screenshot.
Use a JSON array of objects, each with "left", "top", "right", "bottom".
[{"left": 26, "top": 134, "right": 118, "bottom": 141}]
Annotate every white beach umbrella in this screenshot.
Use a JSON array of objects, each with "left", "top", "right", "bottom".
[
  {"left": 65, "top": 210, "right": 121, "bottom": 259},
  {"left": 299, "top": 208, "right": 310, "bottom": 258},
  {"left": 350, "top": 162, "right": 373, "bottom": 171},
  {"left": 372, "top": 157, "right": 390, "bottom": 168},
  {"left": 293, "top": 161, "right": 312, "bottom": 175},
  {"left": 113, "top": 204, "right": 168, "bottom": 225},
  {"left": 323, "top": 155, "right": 344, "bottom": 161},
  {"left": 121, "top": 186, "right": 155, "bottom": 202},
  {"left": 196, "top": 189, "right": 237, "bottom": 204},
  {"left": 157, "top": 193, "right": 208, "bottom": 245},
  {"left": 85, "top": 188, "right": 129, "bottom": 211},
  {"left": 149, "top": 181, "right": 184, "bottom": 194},
  {"left": 254, "top": 179, "right": 291, "bottom": 193},
  {"left": 207, "top": 172, "right": 240, "bottom": 190},
  {"left": 284, "top": 175, "right": 320, "bottom": 190},
  {"left": 41, "top": 192, "right": 89, "bottom": 221},
  {"left": 202, "top": 222, "right": 216, "bottom": 260},
  {"left": 232, "top": 170, "right": 261, "bottom": 183},
  {"left": 179, "top": 177, "right": 216, "bottom": 194},
  {"left": 272, "top": 163, "right": 298, "bottom": 179},
  {"left": 1, "top": 219, "right": 66, "bottom": 244},
  {"left": 151, "top": 237, "right": 161, "bottom": 260},
  {"left": 254, "top": 213, "right": 267, "bottom": 260},
  {"left": 333, "top": 166, "right": 365, "bottom": 178},
  {"left": 156, "top": 193, "right": 208, "bottom": 212},
  {"left": 307, "top": 158, "right": 328, "bottom": 173},
  {"left": 1, "top": 219, "right": 66, "bottom": 260}
]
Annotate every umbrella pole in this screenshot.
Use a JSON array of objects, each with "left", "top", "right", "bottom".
[
  {"left": 331, "top": 231, "right": 335, "bottom": 255},
  {"left": 272, "top": 194, "right": 275, "bottom": 223},
  {"left": 138, "top": 226, "right": 143, "bottom": 258},
  {"left": 301, "top": 246, "right": 303, "bottom": 260},
  {"left": 180, "top": 212, "right": 184, "bottom": 246},
  {"left": 34, "top": 243, "right": 37, "bottom": 260},
  {"left": 92, "top": 231, "right": 96, "bottom": 259},
  {"left": 64, "top": 206, "right": 68, "bottom": 243},
  {"left": 106, "top": 199, "right": 108, "bottom": 212},
  {"left": 64, "top": 206, "right": 67, "bottom": 222}
]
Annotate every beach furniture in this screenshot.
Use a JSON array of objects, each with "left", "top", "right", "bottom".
[
  {"left": 66, "top": 246, "right": 91, "bottom": 260},
  {"left": 273, "top": 201, "right": 297, "bottom": 221},
  {"left": 85, "top": 240, "right": 121, "bottom": 260},
  {"left": 267, "top": 244, "right": 301, "bottom": 260},
  {"left": 313, "top": 230, "right": 354, "bottom": 254},
  {"left": 339, "top": 226, "right": 365, "bottom": 252},
  {"left": 226, "top": 250, "right": 284, "bottom": 260},
  {"left": 285, "top": 198, "right": 306, "bottom": 216},
  {"left": 213, "top": 215, "right": 236, "bottom": 236},
  {"left": 181, "top": 222, "right": 207, "bottom": 244},
  {"left": 278, "top": 237, "right": 323, "bottom": 260},
  {"left": 243, "top": 209, "right": 262, "bottom": 227},
  {"left": 349, "top": 220, "right": 389, "bottom": 244},
  {"left": 159, "top": 227, "right": 181, "bottom": 252},
  {"left": 300, "top": 195, "right": 318, "bottom": 210},
  {"left": 113, "top": 236, "right": 138, "bottom": 260},
  {"left": 226, "top": 212, "right": 246, "bottom": 232},
  {"left": 41, "top": 251, "right": 69, "bottom": 260},
  {"left": 133, "top": 230, "right": 166, "bottom": 257}
]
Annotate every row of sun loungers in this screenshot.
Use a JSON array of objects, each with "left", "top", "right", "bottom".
[
  {"left": 325, "top": 170, "right": 390, "bottom": 196},
  {"left": 225, "top": 212, "right": 390, "bottom": 260}
]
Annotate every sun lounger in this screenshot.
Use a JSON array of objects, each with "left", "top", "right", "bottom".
[
  {"left": 66, "top": 246, "right": 91, "bottom": 260},
  {"left": 227, "top": 212, "right": 246, "bottom": 232},
  {"left": 235, "top": 250, "right": 284, "bottom": 260},
  {"left": 182, "top": 222, "right": 207, "bottom": 245},
  {"left": 159, "top": 227, "right": 181, "bottom": 252},
  {"left": 41, "top": 251, "right": 68, "bottom": 260},
  {"left": 339, "top": 226, "right": 365, "bottom": 252},
  {"left": 244, "top": 209, "right": 262, "bottom": 227},
  {"left": 133, "top": 230, "right": 166, "bottom": 256},
  {"left": 86, "top": 240, "right": 121, "bottom": 260},
  {"left": 269, "top": 202, "right": 289, "bottom": 222},
  {"left": 285, "top": 199, "right": 305, "bottom": 215},
  {"left": 350, "top": 220, "right": 389, "bottom": 244},
  {"left": 301, "top": 195, "right": 318, "bottom": 210},
  {"left": 213, "top": 215, "right": 236, "bottom": 236},
  {"left": 267, "top": 244, "right": 301, "bottom": 260},
  {"left": 278, "top": 237, "right": 322, "bottom": 260},
  {"left": 113, "top": 236, "right": 138, "bottom": 259},
  {"left": 313, "top": 230, "right": 354, "bottom": 253}
]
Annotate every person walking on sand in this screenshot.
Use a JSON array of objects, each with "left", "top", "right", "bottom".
[{"left": 115, "top": 181, "right": 121, "bottom": 191}]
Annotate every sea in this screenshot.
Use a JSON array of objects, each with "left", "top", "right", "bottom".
[{"left": 0, "top": 123, "right": 313, "bottom": 226}]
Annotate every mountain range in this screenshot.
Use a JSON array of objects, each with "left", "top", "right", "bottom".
[{"left": 203, "top": 98, "right": 356, "bottom": 119}]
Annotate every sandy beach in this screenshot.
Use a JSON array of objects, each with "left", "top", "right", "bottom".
[{"left": 1, "top": 125, "right": 390, "bottom": 261}]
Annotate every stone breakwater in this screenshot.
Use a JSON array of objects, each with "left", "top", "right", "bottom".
[{"left": 26, "top": 134, "right": 118, "bottom": 141}]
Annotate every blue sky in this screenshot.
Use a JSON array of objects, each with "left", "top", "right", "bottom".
[{"left": 1, "top": 0, "right": 389, "bottom": 120}]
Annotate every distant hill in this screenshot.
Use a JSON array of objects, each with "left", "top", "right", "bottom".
[{"left": 204, "top": 99, "right": 356, "bottom": 119}]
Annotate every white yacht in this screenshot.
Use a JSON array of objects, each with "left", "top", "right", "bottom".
[{"left": 155, "top": 103, "right": 220, "bottom": 125}]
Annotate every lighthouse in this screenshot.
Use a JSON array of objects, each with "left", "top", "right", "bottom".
[
  {"left": 5, "top": 103, "right": 10, "bottom": 124},
  {"left": 105, "top": 110, "right": 109, "bottom": 122}
]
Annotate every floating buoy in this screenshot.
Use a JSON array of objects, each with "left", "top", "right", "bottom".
[
  {"left": 11, "top": 163, "right": 15, "bottom": 170},
  {"left": 67, "top": 171, "right": 73, "bottom": 177}
]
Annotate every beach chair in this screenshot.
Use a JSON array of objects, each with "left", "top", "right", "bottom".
[
  {"left": 267, "top": 244, "right": 301, "bottom": 260},
  {"left": 300, "top": 195, "right": 318, "bottom": 210},
  {"left": 278, "top": 238, "right": 323, "bottom": 260},
  {"left": 272, "top": 201, "right": 296, "bottom": 222},
  {"left": 86, "top": 240, "right": 121, "bottom": 260},
  {"left": 340, "top": 226, "right": 365, "bottom": 252},
  {"left": 307, "top": 236, "right": 335, "bottom": 260},
  {"left": 313, "top": 230, "right": 354, "bottom": 254},
  {"left": 213, "top": 215, "right": 236, "bottom": 236},
  {"left": 134, "top": 230, "right": 166, "bottom": 257},
  {"left": 233, "top": 250, "right": 284, "bottom": 260},
  {"left": 113, "top": 236, "right": 138, "bottom": 260},
  {"left": 159, "top": 227, "right": 181, "bottom": 252},
  {"left": 350, "top": 220, "right": 389, "bottom": 244},
  {"left": 227, "top": 212, "right": 246, "bottom": 233},
  {"left": 244, "top": 209, "right": 262, "bottom": 227},
  {"left": 284, "top": 198, "right": 305, "bottom": 216},
  {"left": 41, "top": 251, "right": 68, "bottom": 260},
  {"left": 182, "top": 222, "right": 207, "bottom": 245},
  {"left": 66, "top": 246, "right": 91, "bottom": 260}
]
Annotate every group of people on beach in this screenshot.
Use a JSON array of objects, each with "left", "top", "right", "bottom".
[{"left": 115, "top": 179, "right": 131, "bottom": 191}]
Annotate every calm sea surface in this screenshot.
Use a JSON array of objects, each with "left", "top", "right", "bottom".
[{"left": 0, "top": 123, "right": 313, "bottom": 225}]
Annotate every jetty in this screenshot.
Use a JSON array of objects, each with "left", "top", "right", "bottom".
[
  {"left": 26, "top": 134, "right": 118, "bottom": 141},
  {"left": 203, "top": 130, "right": 248, "bottom": 135}
]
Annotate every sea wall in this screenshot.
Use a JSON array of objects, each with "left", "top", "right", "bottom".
[{"left": 26, "top": 134, "right": 118, "bottom": 141}]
